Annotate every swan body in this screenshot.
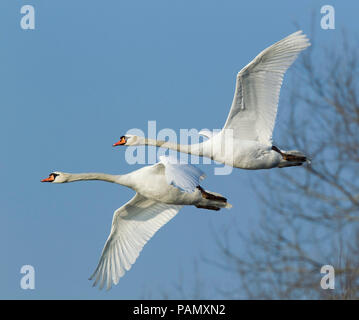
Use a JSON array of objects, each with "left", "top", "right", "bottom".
[
  {"left": 41, "top": 156, "right": 230, "bottom": 290},
  {"left": 114, "top": 31, "right": 310, "bottom": 169}
]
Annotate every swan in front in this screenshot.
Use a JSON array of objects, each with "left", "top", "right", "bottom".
[
  {"left": 41, "top": 156, "right": 231, "bottom": 290},
  {"left": 114, "top": 31, "right": 310, "bottom": 170}
]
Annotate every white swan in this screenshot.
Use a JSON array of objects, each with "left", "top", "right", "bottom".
[
  {"left": 41, "top": 156, "right": 230, "bottom": 290},
  {"left": 114, "top": 31, "right": 310, "bottom": 170}
]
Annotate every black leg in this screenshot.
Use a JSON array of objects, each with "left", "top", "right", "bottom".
[{"left": 271, "top": 145, "right": 282, "bottom": 154}]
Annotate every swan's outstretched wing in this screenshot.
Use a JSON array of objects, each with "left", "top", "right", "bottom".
[
  {"left": 223, "top": 30, "right": 310, "bottom": 144},
  {"left": 90, "top": 193, "right": 182, "bottom": 290},
  {"left": 159, "top": 155, "right": 206, "bottom": 192}
]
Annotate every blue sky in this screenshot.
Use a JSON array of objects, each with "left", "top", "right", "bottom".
[{"left": 0, "top": 0, "right": 356, "bottom": 299}]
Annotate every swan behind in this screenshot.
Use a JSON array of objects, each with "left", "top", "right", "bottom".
[{"left": 114, "top": 31, "right": 311, "bottom": 170}]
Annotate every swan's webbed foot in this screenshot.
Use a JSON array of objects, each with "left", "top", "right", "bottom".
[
  {"left": 272, "top": 146, "right": 307, "bottom": 163},
  {"left": 282, "top": 153, "right": 307, "bottom": 162},
  {"left": 195, "top": 205, "right": 220, "bottom": 211},
  {"left": 196, "top": 186, "right": 227, "bottom": 203}
]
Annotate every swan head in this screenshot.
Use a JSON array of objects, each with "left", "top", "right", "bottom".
[
  {"left": 41, "top": 171, "right": 68, "bottom": 183},
  {"left": 113, "top": 134, "right": 144, "bottom": 147}
]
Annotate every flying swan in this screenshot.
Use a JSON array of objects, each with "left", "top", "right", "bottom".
[
  {"left": 114, "top": 31, "right": 310, "bottom": 170},
  {"left": 41, "top": 156, "right": 231, "bottom": 290}
]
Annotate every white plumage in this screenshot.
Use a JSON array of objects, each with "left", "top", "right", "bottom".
[
  {"left": 116, "top": 31, "right": 311, "bottom": 170},
  {"left": 160, "top": 155, "right": 206, "bottom": 192},
  {"left": 41, "top": 156, "right": 230, "bottom": 290},
  {"left": 224, "top": 30, "right": 310, "bottom": 145},
  {"left": 89, "top": 194, "right": 181, "bottom": 290}
]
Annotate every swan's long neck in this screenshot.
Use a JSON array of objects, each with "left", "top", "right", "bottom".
[
  {"left": 64, "top": 173, "right": 132, "bottom": 187},
  {"left": 144, "top": 138, "right": 208, "bottom": 157}
]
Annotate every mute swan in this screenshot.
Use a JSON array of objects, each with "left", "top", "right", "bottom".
[
  {"left": 114, "top": 31, "right": 310, "bottom": 170},
  {"left": 41, "top": 156, "right": 230, "bottom": 290}
]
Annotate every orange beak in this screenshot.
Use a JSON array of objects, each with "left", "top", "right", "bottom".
[
  {"left": 113, "top": 137, "right": 126, "bottom": 147},
  {"left": 41, "top": 175, "right": 55, "bottom": 182}
]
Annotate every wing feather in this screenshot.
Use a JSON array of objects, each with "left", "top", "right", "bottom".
[
  {"left": 159, "top": 155, "right": 206, "bottom": 192},
  {"left": 223, "top": 30, "right": 310, "bottom": 144},
  {"left": 89, "top": 194, "right": 182, "bottom": 290}
]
